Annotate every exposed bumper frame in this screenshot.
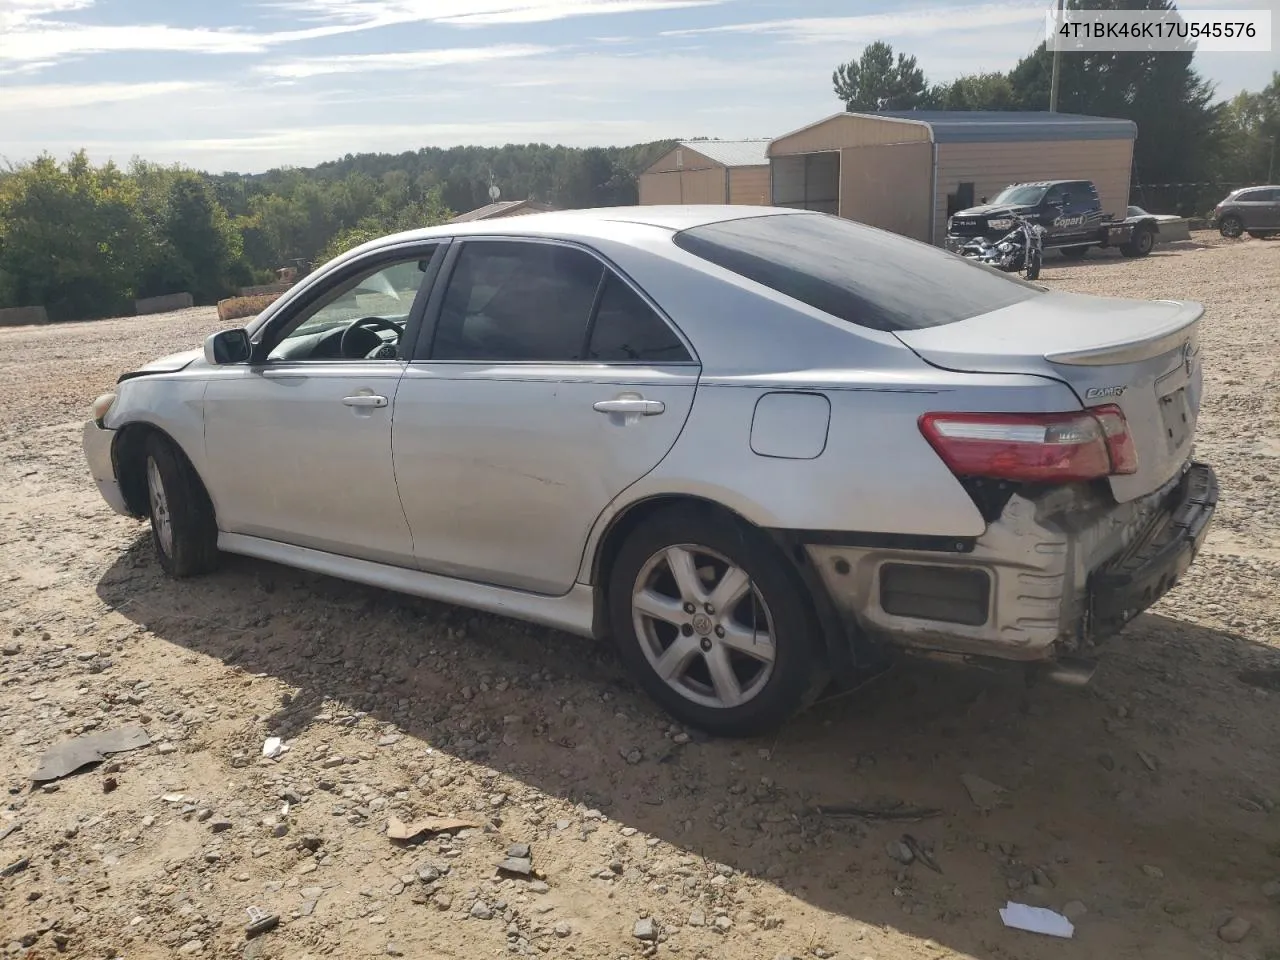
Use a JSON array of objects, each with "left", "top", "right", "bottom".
[{"left": 803, "top": 461, "right": 1218, "bottom": 665}]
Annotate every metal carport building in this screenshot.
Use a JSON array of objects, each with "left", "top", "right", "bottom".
[
  {"left": 767, "top": 111, "right": 1138, "bottom": 245},
  {"left": 639, "top": 140, "right": 772, "bottom": 207}
]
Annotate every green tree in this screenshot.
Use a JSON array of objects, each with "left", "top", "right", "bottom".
[
  {"left": 833, "top": 41, "right": 933, "bottom": 111},
  {"left": 0, "top": 151, "right": 151, "bottom": 320},
  {"left": 316, "top": 184, "right": 453, "bottom": 264},
  {"left": 1217, "top": 72, "right": 1280, "bottom": 182},
  {"left": 933, "top": 72, "right": 1015, "bottom": 111},
  {"left": 163, "top": 173, "right": 245, "bottom": 303},
  {"left": 1006, "top": 0, "right": 1220, "bottom": 188}
]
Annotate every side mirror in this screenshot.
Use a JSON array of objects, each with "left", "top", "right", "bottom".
[
  {"left": 204, "top": 329, "right": 252, "bottom": 365},
  {"left": 980, "top": 196, "right": 988, "bottom": 204}
]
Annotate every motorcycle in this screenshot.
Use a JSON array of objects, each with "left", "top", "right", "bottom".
[{"left": 956, "top": 212, "right": 1044, "bottom": 281}]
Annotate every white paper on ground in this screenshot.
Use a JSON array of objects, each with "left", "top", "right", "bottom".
[
  {"left": 262, "top": 737, "right": 288, "bottom": 759},
  {"left": 999, "top": 902, "right": 1075, "bottom": 939}
]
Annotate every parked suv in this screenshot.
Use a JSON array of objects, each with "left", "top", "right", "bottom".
[{"left": 1212, "top": 185, "right": 1280, "bottom": 238}]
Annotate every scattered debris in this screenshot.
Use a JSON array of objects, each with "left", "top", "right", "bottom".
[
  {"left": 902, "top": 835, "right": 941, "bottom": 873},
  {"left": 244, "top": 906, "right": 279, "bottom": 939},
  {"left": 633, "top": 917, "right": 657, "bottom": 941},
  {"left": 29, "top": 725, "right": 151, "bottom": 783},
  {"left": 1062, "top": 900, "right": 1088, "bottom": 921},
  {"left": 1136, "top": 751, "right": 1159, "bottom": 772},
  {"left": 885, "top": 840, "right": 914, "bottom": 865},
  {"left": 387, "top": 815, "right": 482, "bottom": 842},
  {"left": 2, "top": 856, "right": 31, "bottom": 878},
  {"left": 961, "top": 774, "right": 1008, "bottom": 810},
  {"left": 0, "top": 822, "right": 22, "bottom": 844},
  {"left": 1218, "top": 916, "right": 1252, "bottom": 943},
  {"left": 999, "top": 902, "right": 1074, "bottom": 939},
  {"left": 102, "top": 777, "right": 118, "bottom": 794},
  {"left": 498, "top": 842, "right": 534, "bottom": 877},
  {"left": 261, "top": 738, "right": 288, "bottom": 760},
  {"left": 814, "top": 801, "right": 941, "bottom": 822}
]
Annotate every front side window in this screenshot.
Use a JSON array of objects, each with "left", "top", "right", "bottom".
[
  {"left": 268, "top": 255, "right": 433, "bottom": 361},
  {"left": 673, "top": 212, "right": 1045, "bottom": 333},
  {"left": 431, "top": 241, "right": 603, "bottom": 362}
]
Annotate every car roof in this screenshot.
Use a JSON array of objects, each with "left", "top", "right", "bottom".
[{"left": 366, "top": 204, "right": 801, "bottom": 247}]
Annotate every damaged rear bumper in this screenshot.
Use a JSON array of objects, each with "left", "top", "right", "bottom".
[{"left": 804, "top": 461, "right": 1218, "bottom": 664}]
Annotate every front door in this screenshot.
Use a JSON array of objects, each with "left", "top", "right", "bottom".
[
  {"left": 393, "top": 238, "right": 700, "bottom": 595},
  {"left": 202, "top": 247, "right": 441, "bottom": 567}
]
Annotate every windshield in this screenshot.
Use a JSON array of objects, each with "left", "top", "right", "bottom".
[
  {"left": 990, "top": 185, "right": 1047, "bottom": 207},
  {"left": 673, "top": 212, "right": 1045, "bottom": 333}
]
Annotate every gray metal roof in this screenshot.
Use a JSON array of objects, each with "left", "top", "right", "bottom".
[
  {"left": 678, "top": 139, "right": 771, "bottom": 168},
  {"left": 867, "top": 110, "right": 1137, "bottom": 143}
]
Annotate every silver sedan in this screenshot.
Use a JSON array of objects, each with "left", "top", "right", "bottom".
[{"left": 83, "top": 206, "right": 1218, "bottom": 736}]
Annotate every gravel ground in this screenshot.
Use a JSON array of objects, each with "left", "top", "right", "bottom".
[{"left": 1, "top": 232, "right": 1279, "bottom": 960}]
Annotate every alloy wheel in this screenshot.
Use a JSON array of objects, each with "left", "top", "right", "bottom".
[
  {"left": 631, "top": 544, "right": 776, "bottom": 709},
  {"left": 146, "top": 456, "right": 175, "bottom": 557}
]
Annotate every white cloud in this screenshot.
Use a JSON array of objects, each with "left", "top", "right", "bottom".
[
  {"left": 0, "top": 80, "right": 205, "bottom": 112},
  {"left": 0, "top": 0, "right": 726, "bottom": 66},
  {"left": 271, "top": 0, "right": 726, "bottom": 28},
  {"left": 258, "top": 43, "right": 554, "bottom": 79},
  {"left": 661, "top": 3, "right": 1048, "bottom": 44}
]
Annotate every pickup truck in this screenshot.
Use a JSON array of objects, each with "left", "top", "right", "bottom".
[{"left": 945, "top": 180, "right": 1159, "bottom": 259}]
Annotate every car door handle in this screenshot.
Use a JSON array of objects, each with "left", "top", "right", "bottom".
[
  {"left": 343, "top": 395, "right": 388, "bottom": 408},
  {"left": 593, "top": 398, "right": 665, "bottom": 416}
]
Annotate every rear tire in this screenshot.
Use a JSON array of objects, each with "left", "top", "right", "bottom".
[
  {"left": 1059, "top": 245, "right": 1090, "bottom": 260},
  {"left": 1219, "top": 215, "right": 1244, "bottom": 238},
  {"left": 607, "top": 507, "right": 826, "bottom": 737},
  {"left": 1120, "top": 225, "right": 1154, "bottom": 257},
  {"left": 143, "top": 434, "right": 219, "bottom": 578}
]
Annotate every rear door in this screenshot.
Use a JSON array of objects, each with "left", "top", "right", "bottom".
[
  {"left": 1234, "top": 188, "right": 1276, "bottom": 229},
  {"left": 393, "top": 238, "right": 700, "bottom": 595},
  {"left": 1257, "top": 188, "right": 1280, "bottom": 228},
  {"left": 894, "top": 290, "right": 1204, "bottom": 503}
]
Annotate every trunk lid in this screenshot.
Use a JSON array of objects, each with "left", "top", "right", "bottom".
[{"left": 895, "top": 290, "right": 1204, "bottom": 503}]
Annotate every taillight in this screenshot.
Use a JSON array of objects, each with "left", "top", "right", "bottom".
[
  {"left": 1090, "top": 403, "right": 1138, "bottom": 475},
  {"left": 919, "top": 406, "right": 1138, "bottom": 483}
]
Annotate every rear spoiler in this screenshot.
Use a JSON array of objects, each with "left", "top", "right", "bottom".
[{"left": 1045, "top": 300, "right": 1203, "bottom": 366}]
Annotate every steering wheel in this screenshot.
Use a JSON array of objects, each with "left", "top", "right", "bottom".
[{"left": 340, "top": 316, "right": 402, "bottom": 359}]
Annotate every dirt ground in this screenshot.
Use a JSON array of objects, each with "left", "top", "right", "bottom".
[{"left": 1, "top": 232, "right": 1279, "bottom": 960}]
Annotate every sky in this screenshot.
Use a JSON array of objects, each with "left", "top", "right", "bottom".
[{"left": 1, "top": 0, "right": 1276, "bottom": 174}]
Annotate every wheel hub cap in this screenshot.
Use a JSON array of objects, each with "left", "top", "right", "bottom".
[{"left": 631, "top": 544, "right": 777, "bottom": 710}]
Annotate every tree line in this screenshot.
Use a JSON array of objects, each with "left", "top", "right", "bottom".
[
  {"left": 833, "top": 0, "right": 1278, "bottom": 206},
  {"left": 2, "top": 0, "right": 1276, "bottom": 322},
  {"left": 0, "top": 142, "right": 671, "bottom": 321}
]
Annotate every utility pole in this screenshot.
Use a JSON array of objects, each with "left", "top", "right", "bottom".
[
  {"left": 1049, "top": 0, "right": 1065, "bottom": 113},
  {"left": 1270, "top": 136, "right": 1276, "bottom": 183}
]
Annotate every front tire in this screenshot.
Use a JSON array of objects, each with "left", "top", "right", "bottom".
[
  {"left": 1219, "top": 215, "right": 1244, "bottom": 238},
  {"left": 143, "top": 434, "right": 219, "bottom": 578},
  {"left": 1025, "top": 250, "right": 1042, "bottom": 281},
  {"left": 607, "top": 507, "right": 826, "bottom": 737}
]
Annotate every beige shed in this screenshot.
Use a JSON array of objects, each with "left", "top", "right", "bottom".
[
  {"left": 768, "top": 111, "right": 1138, "bottom": 245},
  {"left": 638, "top": 140, "right": 772, "bottom": 206}
]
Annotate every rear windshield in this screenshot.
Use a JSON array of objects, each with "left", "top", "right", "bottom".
[{"left": 672, "top": 212, "right": 1045, "bottom": 332}]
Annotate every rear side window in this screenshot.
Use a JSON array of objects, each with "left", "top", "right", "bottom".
[
  {"left": 673, "top": 213, "right": 1045, "bottom": 332},
  {"left": 586, "top": 274, "right": 690, "bottom": 363}
]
